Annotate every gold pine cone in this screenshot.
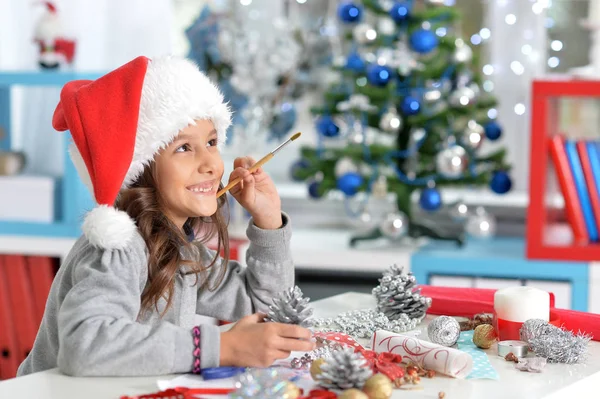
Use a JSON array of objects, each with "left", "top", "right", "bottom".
[
  {"left": 310, "top": 357, "right": 327, "bottom": 380},
  {"left": 473, "top": 324, "right": 497, "bottom": 349},
  {"left": 362, "top": 373, "right": 393, "bottom": 399},
  {"left": 339, "top": 388, "right": 369, "bottom": 399}
]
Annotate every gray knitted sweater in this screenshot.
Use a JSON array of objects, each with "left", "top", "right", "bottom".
[{"left": 17, "top": 214, "right": 293, "bottom": 377}]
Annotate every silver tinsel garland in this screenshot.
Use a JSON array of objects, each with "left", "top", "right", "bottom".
[
  {"left": 372, "top": 264, "right": 432, "bottom": 321},
  {"left": 311, "top": 309, "right": 419, "bottom": 339},
  {"left": 314, "top": 347, "right": 373, "bottom": 390},
  {"left": 520, "top": 319, "right": 590, "bottom": 364},
  {"left": 264, "top": 286, "right": 314, "bottom": 327},
  {"left": 229, "top": 368, "right": 291, "bottom": 399}
]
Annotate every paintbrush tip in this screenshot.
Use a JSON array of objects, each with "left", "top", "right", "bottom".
[{"left": 290, "top": 132, "right": 302, "bottom": 141}]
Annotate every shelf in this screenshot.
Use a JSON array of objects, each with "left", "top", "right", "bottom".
[{"left": 0, "top": 70, "right": 103, "bottom": 87}]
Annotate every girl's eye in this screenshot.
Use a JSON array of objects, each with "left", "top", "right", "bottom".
[
  {"left": 175, "top": 143, "right": 191, "bottom": 153},
  {"left": 207, "top": 138, "right": 218, "bottom": 148}
]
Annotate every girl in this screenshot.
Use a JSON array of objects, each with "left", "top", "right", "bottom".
[{"left": 17, "top": 55, "right": 315, "bottom": 377}]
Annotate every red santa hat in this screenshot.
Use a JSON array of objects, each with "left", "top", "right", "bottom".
[{"left": 52, "top": 55, "right": 231, "bottom": 249}]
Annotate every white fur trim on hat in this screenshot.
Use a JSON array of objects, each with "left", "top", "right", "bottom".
[
  {"left": 82, "top": 205, "right": 137, "bottom": 250},
  {"left": 123, "top": 56, "right": 232, "bottom": 188},
  {"left": 68, "top": 142, "right": 96, "bottom": 202}
]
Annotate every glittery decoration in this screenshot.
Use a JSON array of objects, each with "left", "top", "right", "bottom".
[
  {"left": 519, "top": 318, "right": 590, "bottom": 364},
  {"left": 290, "top": 338, "right": 344, "bottom": 369},
  {"left": 312, "top": 309, "right": 419, "bottom": 340},
  {"left": 229, "top": 368, "right": 295, "bottom": 399},
  {"left": 372, "top": 265, "right": 432, "bottom": 322},
  {"left": 515, "top": 357, "right": 547, "bottom": 373},
  {"left": 427, "top": 316, "right": 461, "bottom": 347},
  {"left": 314, "top": 347, "right": 373, "bottom": 390},
  {"left": 264, "top": 286, "right": 314, "bottom": 327}
]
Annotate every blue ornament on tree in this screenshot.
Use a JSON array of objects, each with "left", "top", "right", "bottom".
[
  {"left": 490, "top": 171, "right": 512, "bottom": 194},
  {"left": 410, "top": 29, "right": 438, "bottom": 54},
  {"left": 308, "top": 181, "right": 323, "bottom": 199},
  {"left": 367, "top": 64, "right": 393, "bottom": 87},
  {"left": 270, "top": 103, "right": 296, "bottom": 142},
  {"left": 337, "top": 2, "right": 362, "bottom": 23},
  {"left": 345, "top": 52, "right": 365, "bottom": 72},
  {"left": 401, "top": 96, "right": 421, "bottom": 115},
  {"left": 290, "top": 159, "right": 310, "bottom": 182},
  {"left": 337, "top": 172, "right": 364, "bottom": 196},
  {"left": 390, "top": 2, "right": 410, "bottom": 23},
  {"left": 316, "top": 115, "right": 340, "bottom": 137},
  {"left": 419, "top": 187, "right": 442, "bottom": 211},
  {"left": 484, "top": 121, "right": 502, "bottom": 141}
]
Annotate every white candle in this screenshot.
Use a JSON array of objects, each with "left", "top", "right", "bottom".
[{"left": 494, "top": 286, "right": 550, "bottom": 323}]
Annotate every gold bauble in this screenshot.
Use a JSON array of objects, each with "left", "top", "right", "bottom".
[
  {"left": 362, "top": 373, "right": 393, "bottom": 399},
  {"left": 339, "top": 388, "right": 369, "bottom": 399},
  {"left": 283, "top": 382, "right": 301, "bottom": 399},
  {"left": 310, "top": 357, "right": 327, "bottom": 380},
  {"left": 473, "top": 324, "right": 497, "bottom": 349}
]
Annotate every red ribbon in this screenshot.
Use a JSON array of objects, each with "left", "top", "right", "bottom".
[{"left": 361, "top": 350, "right": 405, "bottom": 382}]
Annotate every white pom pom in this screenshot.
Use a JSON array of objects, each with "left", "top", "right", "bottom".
[{"left": 82, "top": 205, "right": 137, "bottom": 250}]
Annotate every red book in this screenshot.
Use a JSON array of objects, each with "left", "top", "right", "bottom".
[
  {"left": 3, "top": 255, "right": 38, "bottom": 366},
  {"left": 576, "top": 141, "right": 600, "bottom": 237},
  {"left": 0, "top": 256, "right": 22, "bottom": 379},
  {"left": 25, "top": 256, "right": 56, "bottom": 326},
  {"left": 548, "top": 135, "right": 588, "bottom": 244}
]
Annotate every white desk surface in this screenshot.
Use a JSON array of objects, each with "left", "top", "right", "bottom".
[{"left": 1, "top": 292, "right": 599, "bottom": 399}]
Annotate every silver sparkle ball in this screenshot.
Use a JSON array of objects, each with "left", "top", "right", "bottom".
[
  {"left": 436, "top": 145, "right": 468, "bottom": 178},
  {"left": 353, "top": 23, "right": 378, "bottom": 45},
  {"left": 378, "top": 16, "right": 397, "bottom": 36},
  {"left": 379, "top": 0, "right": 395, "bottom": 11},
  {"left": 465, "top": 207, "right": 497, "bottom": 239},
  {"left": 453, "top": 43, "right": 473, "bottom": 63},
  {"left": 449, "top": 86, "right": 477, "bottom": 107},
  {"left": 379, "top": 107, "right": 402, "bottom": 133},
  {"left": 423, "top": 88, "right": 442, "bottom": 105},
  {"left": 348, "top": 130, "right": 365, "bottom": 145},
  {"left": 380, "top": 211, "right": 408, "bottom": 239},
  {"left": 427, "top": 316, "right": 461, "bottom": 347},
  {"left": 463, "top": 120, "right": 485, "bottom": 150},
  {"left": 448, "top": 201, "right": 469, "bottom": 222},
  {"left": 335, "top": 157, "right": 358, "bottom": 178}
]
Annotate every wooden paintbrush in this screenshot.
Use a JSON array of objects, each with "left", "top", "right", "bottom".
[{"left": 217, "top": 132, "right": 302, "bottom": 198}]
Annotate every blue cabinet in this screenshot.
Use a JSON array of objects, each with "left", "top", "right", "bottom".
[{"left": 0, "top": 71, "right": 102, "bottom": 238}]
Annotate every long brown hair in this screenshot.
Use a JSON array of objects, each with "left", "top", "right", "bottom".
[{"left": 115, "top": 163, "right": 230, "bottom": 316}]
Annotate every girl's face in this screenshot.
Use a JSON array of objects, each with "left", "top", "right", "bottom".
[{"left": 154, "top": 119, "right": 224, "bottom": 229}]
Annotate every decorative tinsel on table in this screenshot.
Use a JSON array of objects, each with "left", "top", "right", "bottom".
[
  {"left": 520, "top": 319, "right": 590, "bottom": 364},
  {"left": 311, "top": 265, "right": 430, "bottom": 340},
  {"left": 229, "top": 368, "right": 301, "bottom": 399}
]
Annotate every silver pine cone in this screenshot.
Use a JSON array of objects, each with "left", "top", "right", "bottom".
[
  {"left": 314, "top": 347, "right": 373, "bottom": 390},
  {"left": 372, "top": 264, "right": 432, "bottom": 321},
  {"left": 264, "top": 286, "right": 314, "bottom": 327}
]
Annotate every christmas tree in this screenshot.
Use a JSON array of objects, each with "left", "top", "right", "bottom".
[{"left": 291, "top": 0, "right": 511, "bottom": 245}]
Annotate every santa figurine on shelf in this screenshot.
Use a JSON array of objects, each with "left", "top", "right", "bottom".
[{"left": 33, "top": 2, "right": 76, "bottom": 69}]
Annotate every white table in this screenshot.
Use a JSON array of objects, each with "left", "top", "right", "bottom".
[{"left": 1, "top": 292, "right": 599, "bottom": 399}]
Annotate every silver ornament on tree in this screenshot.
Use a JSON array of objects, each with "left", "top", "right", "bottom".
[
  {"left": 463, "top": 120, "right": 485, "bottom": 151},
  {"left": 427, "top": 316, "right": 461, "bottom": 347},
  {"left": 520, "top": 319, "right": 590, "bottom": 364},
  {"left": 314, "top": 347, "right": 373, "bottom": 390},
  {"left": 378, "top": 17, "right": 397, "bottom": 36},
  {"left": 465, "top": 206, "right": 497, "bottom": 239},
  {"left": 448, "top": 200, "right": 470, "bottom": 222},
  {"left": 380, "top": 211, "right": 408, "bottom": 239},
  {"left": 335, "top": 157, "right": 359, "bottom": 178},
  {"left": 372, "top": 264, "right": 432, "bottom": 322},
  {"left": 353, "top": 23, "right": 378, "bottom": 45},
  {"left": 264, "top": 286, "right": 314, "bottom": 327},
  {"left": 453, "top": 40, "right": 473, "bottom": 63},
  {"left": 379, "top": 107, "right": 402, "bottom": 133},
  {"left": 436, "top": 144, "right": 468, "bottom": 178},
  {"left": 449, "top": 86, "right": 477, "bottom": 107}
]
